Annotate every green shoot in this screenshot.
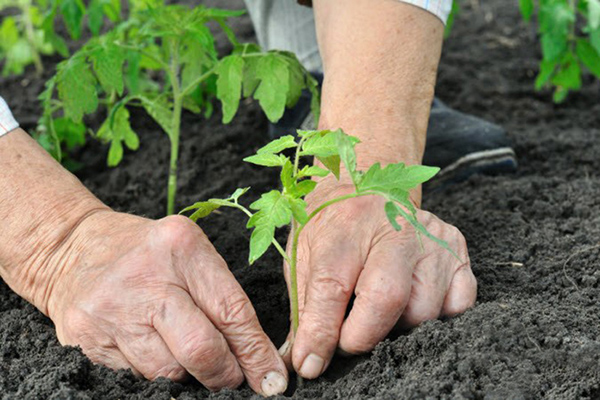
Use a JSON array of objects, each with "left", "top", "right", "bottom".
[
  {"left": 0, "top": 0, "right": 121, "bottom": 76},
  {"left": 519, "top": 0, "right": 600, "bottom": 102},
  {"left": 181, "top": 129, "right": 454, "bottom": 346},
  {"left": 38, "top": 3, "right": 320, "bottom": 216}
]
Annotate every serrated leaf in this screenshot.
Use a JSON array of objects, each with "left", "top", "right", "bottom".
[
  {"left": 288, "top": 197, "right": 308, "bottom": 224},
  {"left": 243, "top": 153, "right": 287, "bottom": 167},
  {"left": 52, "top": 117, "right": 86, "bottom": 150},
  {"left": 90, "top": 42, "right": 125, "bottom": 95},
  {"left": 386, "top": 201, "right": 458, "bottom": 260},
  {"left": 257, "top": 135, "right": 297, "bottom": 154},
  {"left": 518, "top": 0, "right": 534, "bottom": 22},
  {"left": 280, "top": 159, "right": 294, "bottom": 192},
  {"left": 216, "top": 55, "right": 244, "bottom": 123},
  {"left": 290, "top": 179, "right": 316, "bottom": 198},
  {"left": 336, "top": 129, "right": 359, "bottom": 180},
  {"left": 180, "top": 201, "right": 221, "bottom": 221},
  {"left": 299, "top": 165, "right": 329, "bottom": 178},
  {"left": 358, "top": 163, "right": 440, "bottom": 195},
  {"left": 576, "top": 39, "right": 600, "bottom": 78},
  {"left": 88, "top": 0, "right": 105, "bottom": 35},
  {"left": 248, "top": 222, "right": 275, "bottom": 264},
  {"left": 97, "top": 106, "right": 139, "bottom": 166},
  {"left": 57, "top": 58, "right": 98, "bottom": 122},
  {"left": 249, "top": 190, "right": 293, "bottom": 228},
  {"left": 384, "top": 201, "right": 403, "bottom": 231},
  {"left": 253, "top": 53, "right": 290, "bottom": 122},
  {"left": 317, "top": 155, "right": 341, "bottom": 179},
  {"left": 301, "top": 130, "right": 338, "bottom": 157},
  {"left": 139, "top": 95, "right": 174, "bottom": 138},
  {"left": 60, "top": 0, "right": 85, "bottom": 39}
]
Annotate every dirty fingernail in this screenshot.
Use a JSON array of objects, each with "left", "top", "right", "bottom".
[
  {"left": 278, "top": 340, "right": 290, "bottom": 356},
  {"left": 299, "top": 353, "right": 325, "bottom": 379},
  {"left": 262, "top": 371, "right": 287, "bottom": 396}
]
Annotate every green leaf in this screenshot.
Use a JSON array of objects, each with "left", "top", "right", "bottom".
[
  {"left": 97, "top": 106, "right": 139, "bottom": 166},
  {"left": 90, "top": 41, "right": 125, "bottom": 95},
  {"left": 298, "top": 165, "right": 329, "bottom": 178},
  {"left": 248, "top": 222, "right": 275, "bottom": 264},
  {"left": 384, "top": 201, "right": 403, "bottom": 231},
  {"left": 280, "top": 159, "right": 294, "bottom": 192},
  {"left": 243, "top": 153, "right": 287, "bottom": 167},
  {"left": 52, "top": 117, "right": 86, "bottom": 150},
  {"left": 306, "top": 74, "right": 320, "bottom": 126},
  {"left": 358, "top": 163, "right": 440, "bottom": 194},
  {"left": 518, "top": 0, "right": 534, "bottom": 22},
  {"left": 139, "top": 95, "right": 174, "bottom": 138},
  {"left": 576, "top": 38, "right": 600, "bottom": 78},
  {"left": 180, "top": 201, "right": 222, "bottom": 221},
  {"left": 60, "top": 0, "right": 85, "bottom": 39},
  {"left": 336, "top": 129, "right": 359, "bottom": 179},
  {"left": 591, "top": 27, "right": 600, "bottom": 54},
  {"left": 301, "top": 130, "right": 339, "bottom": 158},
  {"left": 249, "top": 190, "right": 293, "bottom": 228},
  {"left": 290, "top": 180, "right": 317, "bottom": 198},
  {"left": 535, "top": 59, "right": 558, "bottom": 89},
  {"left": 228, "top": 187, "right": 250, "bottom": 202},
  {"left": 317, "top": 155, "right": 341, "bottom": 180},
  {"left": 538, "top": 2, "right": 575, "bottom": 62},
  {"left": 253, "top": 53, "right": 290, "bottom": 122},
  {"left": 589, "top": 0, "right": 600, "bottom": 30},
  {"left": 88, "top": 0, "right": 105, "bottom": 35},
  {"left": 257, "top": 135, "right": 297, "bottom": 154},
  {"left": 288, "top": 197, "right": 308, "bottom": 224},
  {"left": 551, "top": 53, "right": 581, "bottom": 91},
  {"left": 386, "top": 201, "right": 458, "bottom": 260},
  {"left": 216, "top": 55, "right": 244, "bottom": 123},
  {"left": 57, "top": 58, "right": 98, "bottom": 122}
]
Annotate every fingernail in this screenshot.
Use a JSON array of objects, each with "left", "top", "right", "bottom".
[
  {"left": 262, "top": 371, "right": 287, "bottom": 396},
  {"left": 278, "top": 340, "right": 290, "bottom": 356},
  {"left": 299, "top": 353, "right": 325, "bottom": 379}
]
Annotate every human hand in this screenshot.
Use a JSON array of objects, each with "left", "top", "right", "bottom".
[
  {"left": 42, "top": 212, "right": 288, "bottom": 396},
  {"left": 279, "top": 179, "right": 477, "bottom": 379}
]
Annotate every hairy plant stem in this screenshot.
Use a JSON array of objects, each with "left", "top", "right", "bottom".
[{"left": 167, "top": 40, "right": 182, "bottom": 216}]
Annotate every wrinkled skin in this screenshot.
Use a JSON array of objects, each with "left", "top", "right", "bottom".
[
  {"left": 280, "top": 180, "right": 478, "bottom": 379},
  {"left": 46, "top": 212, "right": 288, "bottom": 395}
]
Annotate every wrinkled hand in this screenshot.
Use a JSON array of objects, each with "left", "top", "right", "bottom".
[
  {"left": 45, "top": 212, "right": 288, "bottom": 396},
  {"left": 280, "top": 180, "right": 477, "bottom": 379}
]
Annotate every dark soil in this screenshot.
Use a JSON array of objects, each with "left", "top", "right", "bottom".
[{"left": 2, "top": 0, "right": 600, "bottom": 398}]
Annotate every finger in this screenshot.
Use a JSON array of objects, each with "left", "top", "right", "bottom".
[
  {"left": 184, "top": 249, "right": 288, "bottom": 397},
  {"left": 117, "top": 328, "right": 188, "bottom": 382},
  {"left": 153, "top": 292, "right": 244, "bottom": 391},
  {"left": 84, "top": 345, "right": 141, "bottom": 377},
  {"left": 399, "top": 252, "right": 457, "bottom": 328},
  {"left": 339, "top": 240, "right": 415, "bottom": 354},
  {"left": 277, "top": 330, "right": 294, "bottom": 371},
  {"left": 441, "top": 263, "right": 477, "bottom": 316},
  {"left": 292, "top": 240, "right": 363, "bottom": 379}
]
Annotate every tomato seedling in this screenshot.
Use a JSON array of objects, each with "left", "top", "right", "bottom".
[
  {"left": 38, "top": 3, "right": 319, "bottom": 215},
  {"left": 182, "top": 129, "right": 455, "bottom": 347},
  {"left": 520, "top": 0, "right": 600, "bottom": 102},
  {"left": 0, "top": 0, "right": 121, "bottom": 75}
]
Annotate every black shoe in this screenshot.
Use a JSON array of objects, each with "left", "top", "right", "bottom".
[{"left": 269, "top": 75, "right": 517, "bottom": 185}]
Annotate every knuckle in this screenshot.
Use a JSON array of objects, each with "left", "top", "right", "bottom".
[
  {"left": 311, "top": 273, "right": 353, "bottom": 301},
  {"left": 179, "top": 334, "right": 226, "bottom": 369},
  {"left": 149, "top": 364, "right": 188, "bottom": 382},
  {"left": 158, "top": 215, "right": 207, "bottom": 249},
  {"left": 217, "top": 290, "right": 256, "bottom": 330},
  {"left": 361, "top": 284, "right": 407, "bottom": 315}
]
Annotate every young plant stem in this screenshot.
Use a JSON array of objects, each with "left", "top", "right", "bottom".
[
  {"left": 21, "top": 0, "right": 43, "bottom": 76},
  {"left": 167, "top": 40, "right": 182, "bottom": 216}
]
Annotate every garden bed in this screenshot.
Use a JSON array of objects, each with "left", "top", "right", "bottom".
[{"left": 1, "top": 0, "right": 600, "bottom": 398}]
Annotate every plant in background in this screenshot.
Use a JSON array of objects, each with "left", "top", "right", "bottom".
[
  {"left": 38, "top": 3, "right": 320, "bottom": 215},
  {"left": 182, "top": 129, "right": 455, "bottom": 349},
  {"left": 0, "top": 0, "right": 121, "bottom": 76},
  {"left": 519, "top": 0, "right": 600, "bottom": 102}
]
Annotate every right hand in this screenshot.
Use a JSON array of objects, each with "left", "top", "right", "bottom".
[{"left": 43, "top": 212, "right": 288, "bottom": 396}]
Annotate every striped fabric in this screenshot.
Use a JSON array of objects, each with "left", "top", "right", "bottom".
[
  {"left": 400, "top": 0, "right": 453, "bottom": 25},
  {"left": 0, "top": 96, "right": 19, "bottom": 138}
]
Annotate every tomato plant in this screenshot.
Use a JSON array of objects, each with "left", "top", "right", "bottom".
[
  {"left": 0, "top": 0, "right": 121, "bottom": 76},
  {"left": 182, "top": 129, "right": 455, "bottom": 348},
  {"left": 519, "top": 0, "right": 600, "bottom": 102},
  {"left": 38, "top": 3, "right": 320, "bottom": 215}
]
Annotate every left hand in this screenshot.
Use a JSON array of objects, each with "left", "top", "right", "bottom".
[{"left": 279, "top": 178, "right": 477, "bottom": 379}]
